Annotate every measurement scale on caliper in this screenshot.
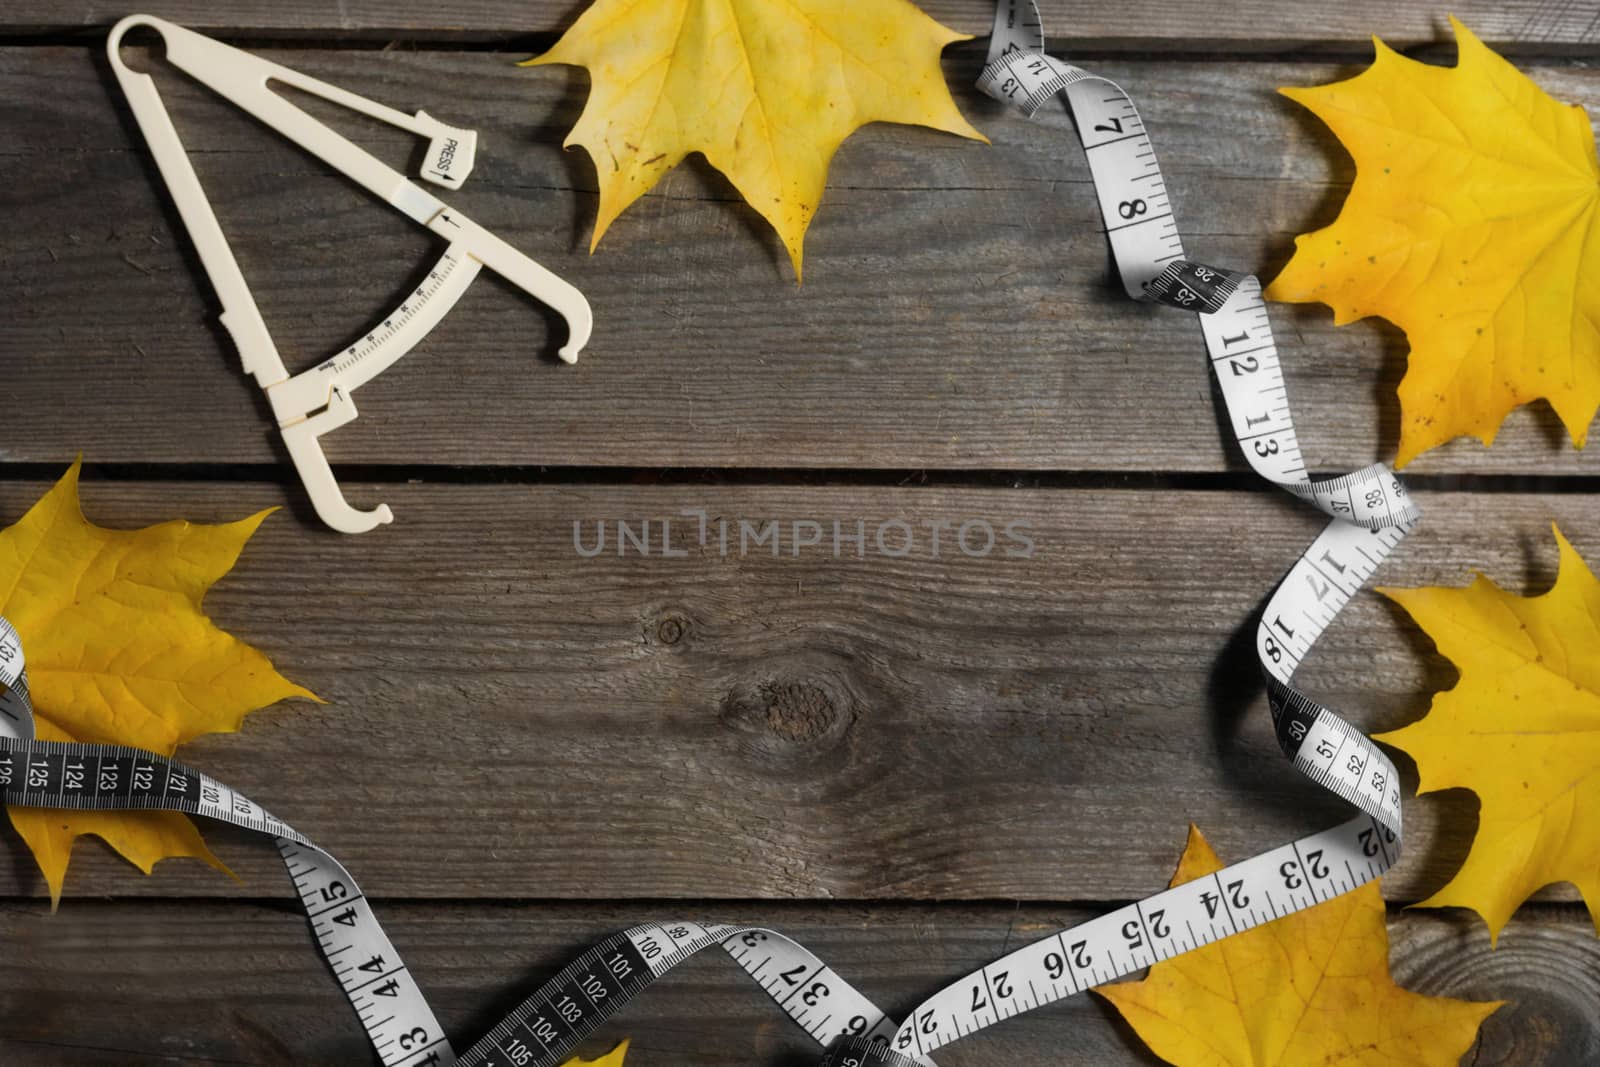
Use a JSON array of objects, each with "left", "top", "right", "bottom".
[
  {"left": 2, "top": 6, "right": 1424, "bottom": 1065},
  {"left": 108, "top": 15, "right": 592, "bottom": 534}
]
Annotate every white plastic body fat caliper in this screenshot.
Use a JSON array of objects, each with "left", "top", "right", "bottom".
[{"left": 108, "top": 15, "right": 592, "bottom": 533}]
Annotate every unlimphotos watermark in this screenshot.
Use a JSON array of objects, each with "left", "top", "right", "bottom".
[{"left": 572, "top": 508, "right": 1035, "bottom": 559}]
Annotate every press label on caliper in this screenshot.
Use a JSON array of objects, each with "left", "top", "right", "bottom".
[{"left": 416, "top": 112, "right": 478, "bottom": 189}]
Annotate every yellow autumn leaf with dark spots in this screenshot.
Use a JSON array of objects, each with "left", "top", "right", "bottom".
[
  {"left": 1266, "top": 18, "right": 1600, "bottom": 466},
  {"left": 523, "top": 0, "right": 985, "bottom": 279},
  {"left": 0, "top": 460, "right": 318, "bottom": 905},
  {"left": 1378, "top": 525, "right": 1600, "bottom": 940},
  {"left": 1097, "top": 826, "right": 1500, "bottom": 1066}
]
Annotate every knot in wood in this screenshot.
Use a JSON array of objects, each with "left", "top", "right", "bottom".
[
  {"left": 718, "top": 664, "right": 859, "bottom": 756},
  {"left": 644, "top": 606, "right": 694, "bottom": 649},
  {"left": 758, "top": 680, "right": 837, "bottom": 742}
]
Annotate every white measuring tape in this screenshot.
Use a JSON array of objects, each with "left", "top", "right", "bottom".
[
  {"left": 0, "top": 3, "right": 1417, "bottom": 1063},
  {"left": 815, "top": 6, "right": 1417, "bottom": 1063},
  {"left": 0, "top": 618, "right": 923, "bottom": 1067}
]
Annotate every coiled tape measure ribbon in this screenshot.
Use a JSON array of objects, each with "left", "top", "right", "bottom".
[
  {"left": 819, "top": 4, "right": 1418, "bottom": 1063},
  {"left": 0, "top": 2, "right": 1416, "bottom": 1063},
  {"left": 0, "top": 619, "right": 919, "bottom": 1067}
]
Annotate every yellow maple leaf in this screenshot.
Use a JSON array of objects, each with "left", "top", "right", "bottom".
[
  {"left": 1097, "top": 826, "right": 1500, "bottom": 1066},
  {"left": 0, "top": 460, "right": 317, "bottom": 905},
  {"left": 1265, "top": 17, "right": 1600, "bottom": 466},
  {"left": 560, "top": 1041, "right": 628, "bottom": 1066},
  {"left": 522, "top": 0, "right": 985, "bottom": 278},
  {"left": 1376, "top": 524, "right": 1600, "bottom": 941}
]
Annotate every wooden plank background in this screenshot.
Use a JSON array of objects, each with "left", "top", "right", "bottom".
[
  {"left": 1, "top": 0, "right": 1597, "bottom": 1063},
  {"left": 4, "top": 1, "right": 1599, "bottom": 48},
  {"left": 9, "top": 45, "right": 1600, "bottom": 474}
]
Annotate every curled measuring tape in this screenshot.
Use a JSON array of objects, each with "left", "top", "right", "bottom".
[
  {"left": 2, "top": 2, "right": 1419, "bottom": 1062},
  {"left": 816, "top": 4, "right": 1419, "bottom": 1063},
  {"left": 0, "top": 617, "right": 923, "bottom": 1067}
]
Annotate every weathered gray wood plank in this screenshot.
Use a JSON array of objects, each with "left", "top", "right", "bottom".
[
  {"left": 3, "top": 0, "right": 1598, "bottom": 48},
  {"left": 1, "top": 899, "right": 1593, "bottom": 1064},
  {"left": 0, "top": 478, "right": 1592, "bottom": 904},
  {"left": 4, "top": 48, "right": 1598, "bottom": 475}
]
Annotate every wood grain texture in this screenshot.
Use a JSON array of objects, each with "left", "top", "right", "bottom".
[
  {"left": 0, "top": 899, "right": 1593, "bottom": 1065},
  {"left": 4, "top": 46, "right": 1599, "bottom": 475},
  {"left": 0, "top": 477, "right": 1592, "bottom": 906},
  {"left": 5, "top": 8, "right": 1599, "bottom": 1062},
  {"left": 3, "top": 0, "right": 1599, "bottom": 48}
]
